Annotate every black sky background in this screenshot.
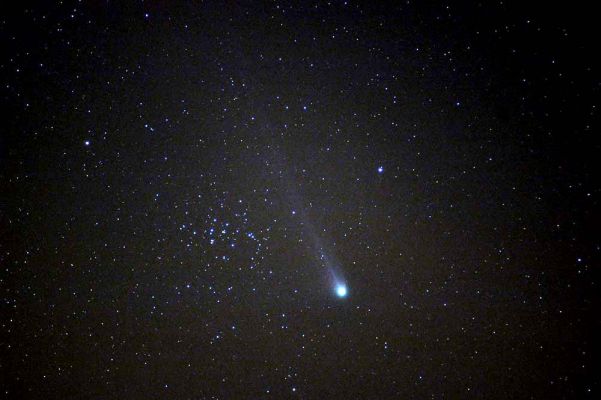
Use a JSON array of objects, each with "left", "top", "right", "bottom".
[{"left": 1, "top": 1, "right": 599, "bottom": 399}]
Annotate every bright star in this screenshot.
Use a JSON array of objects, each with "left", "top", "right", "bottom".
[
  {"left": 377, "top": 166, "right": 384, "bottom": 173},
  {"left": 335, "top": 284, "right": 347, "bottom": 298}
]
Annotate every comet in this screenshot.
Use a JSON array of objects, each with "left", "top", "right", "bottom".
[{"left": 335, "top": 283, "right": 348, "bottom": 298}]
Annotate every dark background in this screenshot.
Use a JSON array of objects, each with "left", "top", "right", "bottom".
[{"left": 1, "top": 1, "right": 599, "bottom": 398}]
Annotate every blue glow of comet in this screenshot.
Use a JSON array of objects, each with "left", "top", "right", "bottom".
[
  {"left": 320, "top": 250, "right": 348, "bottom": 299},
  {"left": 335, "top": 284, "right": 348, "bottom": 298}
]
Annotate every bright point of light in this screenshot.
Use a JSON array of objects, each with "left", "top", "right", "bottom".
[
  {"left": 335, "top": 284, "right": 347, "bottom": 297},
  {"left": 377, "top": 166, "right": 384, "bottom": 173}
]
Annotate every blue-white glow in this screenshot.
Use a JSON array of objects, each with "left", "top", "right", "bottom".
[
  {"left": 377, "top": 166, "right": 384, "bottom": 174},
  {"left": 335, "top": 284, "right": 348, "bottom": 298}
]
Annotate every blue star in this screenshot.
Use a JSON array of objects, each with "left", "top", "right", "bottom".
[{"left": 377, "top": 166, "right": 384, "bottom": 174}]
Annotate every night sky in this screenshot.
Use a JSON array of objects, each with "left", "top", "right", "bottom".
[{"left": 1, "top": 1, "right": 599, "bottom": 399}]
